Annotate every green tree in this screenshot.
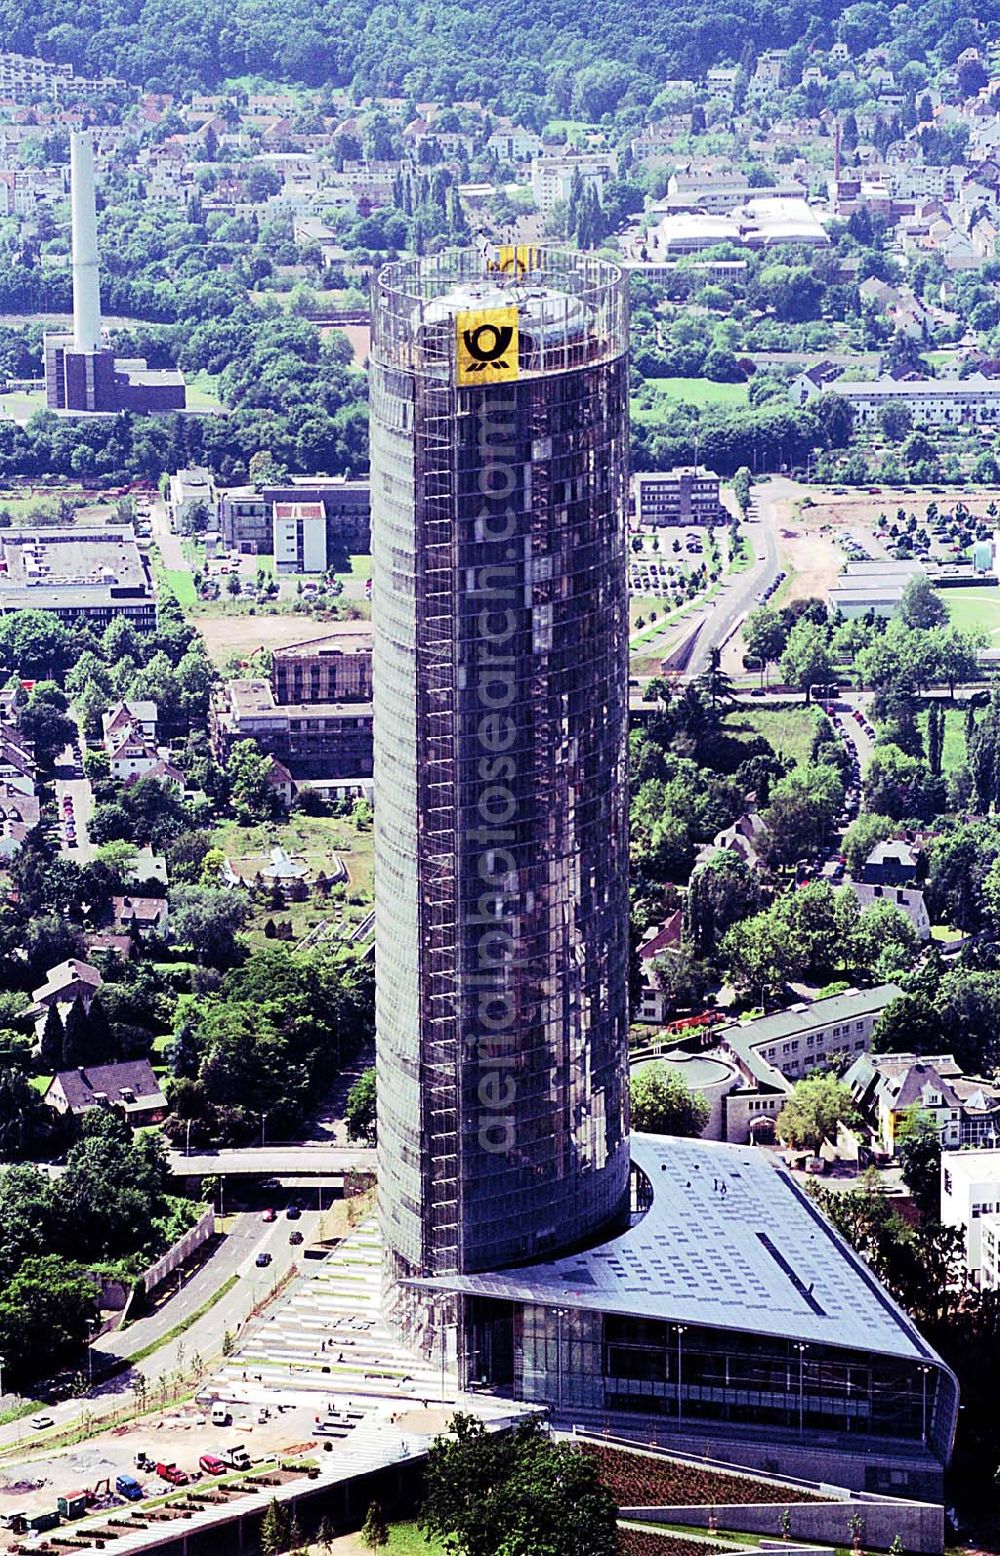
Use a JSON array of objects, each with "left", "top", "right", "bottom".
[
  {"left": 776, "top": 1073, "right": 859, "bottom": 1154},
  {"left": 168, "top": 887, "right": 249, "bottom": 967},
  {"left": 420, "top": 1413, "right": 619, "bottom": 1556},
  {"left": 630, "top": 1064, "right": 710, "bottom": 1138},
  {"left": 732, "top": 466, "right": 753, "bottom": 521},
  {"left": 779, "top": 619, "right": 833, "bottom": 701},
  {"left": 261, "top": 1498, "right": 290, "bottom": 1556},
  {"left": 685, "top": 852, "right": 763, "bottom": 958},
  {"left": 899, "top": 575, "right": 946, "bottom": 630},
  {"left": 38, "top": 1002, "right": 64, "bottom": 1072},
  {"left": 896, "top": 1107, "right": 941, "bottom": 1221},
  {"left": 345, "top": 1067, "right": 377, "bottom": 1145},
  {"left": 851, "top": 899, "right": 917, "bottom": 979},
  {"left": 360, "top": 1501, "right": 389, "bottom": 1550},
  {"left": 0, "top": 1255, "right": 98, "bottom": 1387},
  {"left": 743, "top": 606, "right": 788, "bottom": 684}
]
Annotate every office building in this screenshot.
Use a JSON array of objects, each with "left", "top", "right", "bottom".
[
  {"left": 0, "top": 528, "right": 156, "bottom": 629},
  {"left": 273, "top": 500, "right": 328, "bottom": 573},
  {"left": 633, "top": 467, "right": 726, "bottom": 527},
  {"left": 209, "top": 678, "right": 372, "bottom": 779},
  {"left": 219, "top": 477, "right": 370, "bottom": 555},
  {"left": 43, "top": 131, "right": 185, "bottom": 415},
  {"left": 371, "top": 244, "right": 631, "bottom": 1314},
  {"left": 369, "top": 247, "right": 957, "bottom": 1497},
  {"left": 272, "top": 626, "right": 373, "bottom": 704}
]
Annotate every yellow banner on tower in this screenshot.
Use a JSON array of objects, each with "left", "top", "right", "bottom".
[
  {"left": 491, "top": 245, "right": 543, "bottom": 277},
  {"left": 455, "top": 306, "right": 519, "bottom": 387}
]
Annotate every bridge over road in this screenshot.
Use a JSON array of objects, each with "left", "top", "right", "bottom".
[{"left": 168, "top": 1144, "right": 377, "bottom": 1180}]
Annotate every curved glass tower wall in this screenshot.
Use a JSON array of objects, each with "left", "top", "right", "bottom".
[{"left": 370, "top": 249, "right": 630, "bottom": 1342}]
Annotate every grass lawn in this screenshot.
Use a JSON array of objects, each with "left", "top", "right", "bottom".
[
  {"left": 633, "top": 378, "right": 749, "bottom": 417},
  {"left": 944, "top": 585, "right": 1000, "bottom": 640},
  {"left": 723, "top": 703, "right": 819, "bottom": 769},
  {"left": 209, "top": 814, "right": 374, "bottom": 947},
  {"left": 326, "top": 1524, "right": 445, "bottom": 1555},
  {"left": 917, "top": 704, "right": 968, "bottom": 776},
  {"left": 162, "top": 566, "right": 198, "bottom": 608},
  {"left": 0, "top": 388, "right": 45, "bottom": 422},
  {"left": 184, "top": 370, "right": 225, "bottom": 413}
]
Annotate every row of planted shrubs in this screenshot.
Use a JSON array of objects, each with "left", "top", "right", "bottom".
[{"left": 585, "top": 1445, "right": 827, "bottom": 1507}]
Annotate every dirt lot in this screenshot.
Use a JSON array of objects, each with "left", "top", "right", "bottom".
[
  {"left": 780, "top": 528, "right": 844, "bottom": 604},
  {"left": 0, "top": 1401, "right": 319, "bottom": 1522},
  {"left": 193, "top": 614, "right": 362, "bottom": 668}
]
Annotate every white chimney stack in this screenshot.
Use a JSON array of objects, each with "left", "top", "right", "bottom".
[{"left": 70, "top": 129, "right": 102, "bottom": 355}]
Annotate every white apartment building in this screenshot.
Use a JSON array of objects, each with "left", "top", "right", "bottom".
[
  {"left": 530, "top": 152, "right": 616, "bottom": 214},
  {"left": 795, "top": 372, "right": 1000, "bottom": 426},
  {"left": 941, "top": 1149, "right": 1000, "bottom": 1285}
]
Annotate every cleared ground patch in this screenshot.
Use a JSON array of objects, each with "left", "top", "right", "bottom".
[
  {"left": 723, "top": 704, "right": 818, "bottom": 769},
  {"left": 192, "top": 611, "right": 368, "bottom": 667}
]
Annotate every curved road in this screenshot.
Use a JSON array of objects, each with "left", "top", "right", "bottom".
[{"left": 685, "top": 476, "right": 788, "bottom": 677}]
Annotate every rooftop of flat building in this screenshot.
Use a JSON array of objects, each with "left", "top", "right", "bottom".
[
  {"left": 420, "top": 1134, "right": 944, "bottom": 1365},
  {"left": 0, "top": 527, "right": 150, "bottom": 598},
  {"left": 221, "top": 679, "right": 372, "bottom": 721},
  {"left": 274, "top": 501, "right": 325, "bottom": 521},
  {"left": 719, "top": 984, "right": 902, "bottom": 1054},
  {"left": 274, "top": 624, "right": 373, "bottom": 660}
]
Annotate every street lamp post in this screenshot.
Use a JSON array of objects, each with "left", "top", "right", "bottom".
[
  {"left": 675, "top": 1326, "right": 687, "bottom": 1425},
  {"left": 795, "top": 1343, "right": 807, "bottom": 1435},
  {"left": 0, "top": 1352, "right": 5, "bottom": 1402},
  {"left": 920, "top": 1364, "right": 931, "bottom": 1444}
]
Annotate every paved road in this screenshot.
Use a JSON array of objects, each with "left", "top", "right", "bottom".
[
  {"left": 53, "top": 721, "right": 96, "bottom": 862},
  {"left": 685, "top": 477, "right": 787, "bottom": 677},
  {"left": 169, "top": 1145, "right": 377, "bottom": 1179},
  {"left": 150, "top": 494, "right": 184, "bottom": 570},
  {"left": 0, "top": 1211, "right": 322, "bottom": 1454}
]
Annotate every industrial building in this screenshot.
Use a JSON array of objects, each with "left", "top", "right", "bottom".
[
  {"left": 367, "top": 246, "right": 956, "bottom": 1495},
  {"left": 272, "top": 626, "right": 373, "bottom": 704},
  {"left": 210, "top": 627, "right": 373, "bottom": 779},
  {"left": 43, "top": 131, "right": 185, "bottom": 415},
  {"left": 0, "top": 528, "right": 156, "bottom": 628},
  {"left": 828, "top": 560, "right": 923, "bottom": 619},
  {"left": 633, "top": 467, "right": 726, "bottom": 527},
  {"left": 941, "top": 1148, "right": 1000, "bottom": 1287}
]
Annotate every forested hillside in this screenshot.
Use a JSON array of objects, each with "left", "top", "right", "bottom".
[{"left": 0, "top": 0, "right": 990, "bottom": 105}]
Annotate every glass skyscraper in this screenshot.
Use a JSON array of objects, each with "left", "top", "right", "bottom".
[{"left": 370, "top": 248, "right": 631, "bottom": 1344}]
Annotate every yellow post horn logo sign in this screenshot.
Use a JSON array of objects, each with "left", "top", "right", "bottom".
[
  {"left": 492, "top": 245, "right": 542, "bottom": 277},
  {"left": 456, "top": 306, "right": 519, "bottom": 387}
]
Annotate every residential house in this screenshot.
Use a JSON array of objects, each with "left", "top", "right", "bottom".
[
  {"left": 694, "top": 811, "right": 769, "bottom": 873},
  {"left": 635, "top": 911, "right": 685, "bottom": 1023},
  {"left": 862, "top": 838, "right": 922, "bottom": 885},
  {"left": 107, "top": 895, "right": 169, "bottom": 939},
  {"left": 102, "top": 700, "right": 158, "bottom": 748},
  {"left": 846, "top": 1051, "right": 1000, "bottom": 1154},
  {"left": 43, "top": 1059, "right": 167, "bottom": 1126},
  {"left": 850, "top": 879, "right": 930, "bottom": 940}
]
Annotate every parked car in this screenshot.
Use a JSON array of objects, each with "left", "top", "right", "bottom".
[
  {"left": 289, "top": 1230, "right": 303, "bottom": 1245},
  {"left": 115, "top": 1475, "right": 144, "bottom": 1502},
  {"left": 255, "top": 1251, "right": 272, "bottom": 1267},
  {"left": 30, "top": 1415, "right": 53, "bottom": 1431},
  {"left": 286, "top": 1204, "right": 301, "bottom": 1220},
  {"left": 261, "top": 1208, "right": 275, "bottom": 1222},
  {"left": 198, "top": 1455, "right": 226, "bottom": 1476}
]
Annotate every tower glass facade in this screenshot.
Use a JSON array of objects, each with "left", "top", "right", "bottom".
[{"left": 371, "top": 249, "right": 631, "bottom": 1338}]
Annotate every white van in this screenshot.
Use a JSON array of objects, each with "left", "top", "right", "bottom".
[{"left": 211, "top": 1403, "right": 231, "bottom": 1427}]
